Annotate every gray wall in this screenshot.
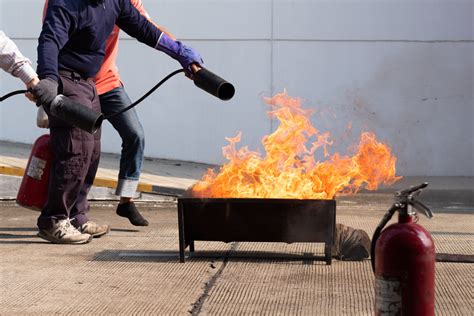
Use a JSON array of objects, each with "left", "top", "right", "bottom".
[{"left": 0, "top": 0, "right": 473, "bottom": 176}]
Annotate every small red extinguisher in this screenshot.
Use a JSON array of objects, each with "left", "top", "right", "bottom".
[
  {"left": 16, "top": 134, "right": 52, "bottom": 211},
  {"left": 371, "top": 182, "right": 435, "bottom": 315}
]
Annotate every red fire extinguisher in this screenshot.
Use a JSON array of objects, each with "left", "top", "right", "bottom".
[
  {"left": 371, "top": 182, "right": 435, "bottom": 315},
  {"left": 16, "top": 134, "right": 52, "bottom": 211}
]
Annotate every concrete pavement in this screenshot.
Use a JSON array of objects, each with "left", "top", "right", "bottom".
[{"left": 0, "top": 193, "right": 472, "bottom": 315}]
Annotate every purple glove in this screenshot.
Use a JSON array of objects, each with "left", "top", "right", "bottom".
[
  {"left": 32, "top": 78, "right": 58, "bottom": 107},
  {"left": 157, "top": 33, "right": 203, "bottom": 77}
]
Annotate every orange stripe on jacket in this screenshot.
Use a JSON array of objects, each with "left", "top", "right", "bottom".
[{"left": 43, "top": 0, "right": 176, "bottom": 95}]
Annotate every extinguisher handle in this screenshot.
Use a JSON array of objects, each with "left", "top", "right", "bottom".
[
  {"left": 410, "top": 199, "right": 434, "bottom": 219},
  {"left": 396, "top": 182, "right": 428, "bottom": 198}
]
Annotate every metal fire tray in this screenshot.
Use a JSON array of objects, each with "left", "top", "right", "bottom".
[{"left": 177, "top": 198, "right": 336, "bottom": 264}]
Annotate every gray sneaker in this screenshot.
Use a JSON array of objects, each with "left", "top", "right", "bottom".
[
  {"left": 37, "top": 219, "right": 92, "bottom": 244},
  {"left": 77, "top": 221, "right": 110, "bottom": 238}
]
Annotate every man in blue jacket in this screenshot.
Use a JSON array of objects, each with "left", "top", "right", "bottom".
[{"left": 32, "top": 0, "right": 203, "bottom": 244}]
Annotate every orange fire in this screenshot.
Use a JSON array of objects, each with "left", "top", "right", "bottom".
[{"left": 191, "top": 92, "right": 401, "bottom": 199}]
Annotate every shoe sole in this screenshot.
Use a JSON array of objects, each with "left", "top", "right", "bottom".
[{"left": 37, "top": 232, "right": 93, "bottom": 244}]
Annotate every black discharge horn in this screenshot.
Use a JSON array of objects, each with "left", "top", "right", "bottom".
[
  {"left": 49, "top": 95, "right": 104, "bottom": 134},
  {"left": 193, "top": 68, "right": 235, "bottom": 101}
]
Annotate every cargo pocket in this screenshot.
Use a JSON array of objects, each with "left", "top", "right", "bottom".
[{"left": 50, "top": 127, "right": 94, "bottom": 181}]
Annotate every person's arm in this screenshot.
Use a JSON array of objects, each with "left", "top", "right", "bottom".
[
  {"left": 116, "top": 0, "right": 203, "bottom": 76},
  {"left": 33, "top": 4, "right": 75, "bottom": 107},
  {"left": 131, "top": 0, "right": 176, "bottom": 40},
  {"left": 37, "top": 4, "right": 75, "bottom": 82},
  {"left": 0, "top": 31, "right": 38, "bottom": 87},
  {"left": 132, "top": 0, "right": 203, "bottom": 73},
  {"left": 115, "top": 1, "right": 163, "bottom": 51}
]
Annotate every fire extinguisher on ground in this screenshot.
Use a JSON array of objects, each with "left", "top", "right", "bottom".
[
  {"left": 16, "top": 134, "right": 52, "bottom": 211},
  {"left": 371, "top": 182, "right": 435, "bottom": 315}
]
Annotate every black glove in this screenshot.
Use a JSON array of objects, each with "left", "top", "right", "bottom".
[{"left": 32, "top": 78, "right": 58, "bottom": 107}]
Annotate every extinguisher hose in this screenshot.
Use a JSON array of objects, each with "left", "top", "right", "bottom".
[
  {"left": 370, "top": 204, "right": 399, "bottom": 273},
  {"left": 0, "top": 89, "right": 28, "bottom": 102},
  {"left": 0, "top": 69, "right": 185, "bottom": 118},
  {"left": 1, "top": 67, "right": 234, "bottom": 123},
  {"left": 2, "top": 68, "right": 233, "bottom": 135},
  {"left": 103, "top": 69, "right": 184, "bottom": 120}
]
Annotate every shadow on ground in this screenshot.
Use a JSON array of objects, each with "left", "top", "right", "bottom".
[{"left": 93, "top": 248, "right": 332, "bottom": 265}]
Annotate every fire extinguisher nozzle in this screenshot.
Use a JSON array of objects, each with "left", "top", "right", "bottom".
[
  {"left": 50, "top": 95, "right": 104, "bottom": 134},
  {"left": 193, "top": 68, "right": 235, "bottom": 101}
]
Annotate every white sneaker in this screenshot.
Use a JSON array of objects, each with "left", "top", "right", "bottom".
[
  {"left": 37, "top": 219, "right": 92, "bottom": 244},
  {"left": 77, "top": 221, "right": 110, "bottom": 238}
]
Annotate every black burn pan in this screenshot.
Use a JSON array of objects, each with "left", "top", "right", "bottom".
[{"left": 177, "top": 198, "right": 336, "bottom": 264}]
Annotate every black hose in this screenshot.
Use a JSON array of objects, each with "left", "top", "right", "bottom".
[
  {"left": 370, "top": 204, "right": 399, "bottom": 273},
  {"left": 1, "top": 67, "right": 233, "bottom": 132},
  {"left": 0, "top": 89, "right": 27, "bottom": 102},
  {"left": 0, "top": 70, "right": 184, "bottom": 119},
  {"left": 104, "top": 69, "right": 184, "bottom": 120}
]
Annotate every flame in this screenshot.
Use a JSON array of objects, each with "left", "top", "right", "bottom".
[{"left": 192, "top": 92, "right": 401, "bottom": 199}]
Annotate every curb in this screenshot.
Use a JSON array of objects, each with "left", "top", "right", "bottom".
[
  {"left": 0, "top": 165, "right": 185, "bottom": 197},
  {"left": 0, "top": 165, "right": 24, "bottom": 177}
]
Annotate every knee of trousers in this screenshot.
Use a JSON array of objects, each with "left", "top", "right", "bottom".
[{"left": 123, "top": 126, "right": 145, "bottom": 150}]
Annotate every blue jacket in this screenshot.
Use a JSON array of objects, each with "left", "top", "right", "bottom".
[{"left": 37, "top": 0, "right": 163, "bottom": 81}]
